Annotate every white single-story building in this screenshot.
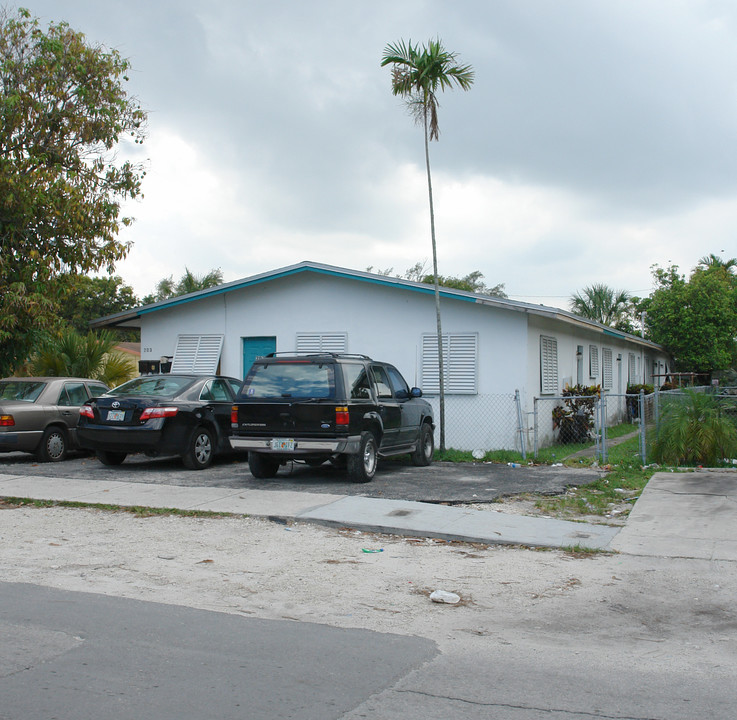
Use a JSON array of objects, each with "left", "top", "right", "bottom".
[{"left": 93, "top": 261, "right": 671, "bottom": 452}]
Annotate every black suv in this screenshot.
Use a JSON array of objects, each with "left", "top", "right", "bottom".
[{"left": 230, "top": 353, "right": 435, "bottom": 482}]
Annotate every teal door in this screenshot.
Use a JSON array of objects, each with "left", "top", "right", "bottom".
[{"left": 242, "top": 337, "right": 276, "bottom": 379}]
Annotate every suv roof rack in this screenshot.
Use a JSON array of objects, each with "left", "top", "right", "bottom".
[{"left": 266, "top": 352, "right": 373, "bottom": 360}]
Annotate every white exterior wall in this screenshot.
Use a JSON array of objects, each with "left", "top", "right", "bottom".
[
  {"left": 137, "top": 269, "right": 670, "bottom": 452},
  {"left": 526, "top": 315, "right": 671, "bottom": 446}
]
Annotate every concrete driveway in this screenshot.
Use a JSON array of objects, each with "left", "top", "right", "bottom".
[{"left": 0, "top": 450, "right": 602, "bottom": 503}]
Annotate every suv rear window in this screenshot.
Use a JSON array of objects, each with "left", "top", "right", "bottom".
[{"left": 241, "top": 362, "right": 336, "bottom": 399}]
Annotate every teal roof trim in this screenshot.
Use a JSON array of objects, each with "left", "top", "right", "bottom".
[{"left": 137, "top": 264, "right": 474, "bottom": 316}]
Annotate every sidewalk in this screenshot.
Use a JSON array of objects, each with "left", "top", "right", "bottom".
[{"left": 1, "top": 469, "right": 735, "bottom": 556}]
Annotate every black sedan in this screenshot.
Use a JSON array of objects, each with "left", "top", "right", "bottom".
[{"left": 77, "top": 374, "right": 243, "bottom": 470}]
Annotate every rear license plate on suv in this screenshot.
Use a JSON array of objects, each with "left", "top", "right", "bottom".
[
  {"left": 270, "top": 438, "right": 295, "bottom": 451},
  {"left": 107, "top": 410, "right": 125, "bottom": 422}
]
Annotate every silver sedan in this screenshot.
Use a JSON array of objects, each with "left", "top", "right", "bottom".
[{"left": 0, "top": 377, "right": 110, "bottom": 462}]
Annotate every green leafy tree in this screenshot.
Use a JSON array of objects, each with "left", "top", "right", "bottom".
[
  {"left": 421, "top": 271, "right": 507, "bottom": 298},
  {"left": 0, "top": 7, "right": 146, "bottom": 376},
  {"left": 30, "top": 329, "right": 136, "bottom": 387},
  {"left": 569, "top": 284, "right": 633, "bottom": 331},
  {"left": 142, "top": 267, "right": 223, "bottom": 304},
  {"left": 382, "top": 39, "right": 474, "bottom": 450},
  {"left": 51, "top": 274, "right": 139, "bottom": 335},
  {"left": 644, "top": 264, "right": 737, "bottom": 375},
  {"left": 368, "top": 263, "right": 506, "bottom": 296}
]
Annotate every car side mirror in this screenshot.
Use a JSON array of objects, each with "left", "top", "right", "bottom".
[{"left": 410, "top": 387, "right": 422, "bottom": 398}]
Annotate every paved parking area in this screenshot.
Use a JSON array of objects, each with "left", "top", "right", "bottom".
[{"left": 0, "top": 451, "right": 603, "bottom": 504}]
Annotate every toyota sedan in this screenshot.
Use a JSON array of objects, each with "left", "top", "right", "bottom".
[{"left": 77, "top": 374, "right": 243, "bottom": 470}]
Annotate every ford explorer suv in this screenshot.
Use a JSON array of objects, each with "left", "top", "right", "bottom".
[{"left": 230, "top": 353, "right": 435, "bottom": 482}]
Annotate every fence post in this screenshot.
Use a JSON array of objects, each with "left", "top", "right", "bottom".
[
  {"left": 654, "top": 388, "right": 660, "bottom": 433},
  {"left": 601, "top": 392, "right": 608, "bottom": 464},
  {"left": 594, "top": 396, "right": 601, "bottom": 463},
  {"left": 514, "top": 389, "right": 527, "bottom": 460},
  {"left": 639, "top": 389, "right": 646, "bottom": 464},
  {"left": 533, "top": 397, "right": 539, "bottom": 460}
]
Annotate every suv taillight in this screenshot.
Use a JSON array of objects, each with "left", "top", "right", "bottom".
[
  {"left": 231, "top": 405, "right": 238, "bottom": 424},
  {"left": 335, "top": 406, "right": 349, "bottom": 427}
]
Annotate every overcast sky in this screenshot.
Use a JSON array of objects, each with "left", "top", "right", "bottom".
[{"left": 26, "top": 0, "right": 737, "bottom": 307}]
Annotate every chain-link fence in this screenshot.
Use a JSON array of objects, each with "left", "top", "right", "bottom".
[
  {"left": 430, "top": 386, "right": 734, "bottom": 462},
  {"left": 425, "top": 392, "right": 527, "bottom": 456}
]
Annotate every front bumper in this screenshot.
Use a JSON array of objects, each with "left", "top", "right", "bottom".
[{"left": 229, "top": 435, "right": 361, "bottom": 455}]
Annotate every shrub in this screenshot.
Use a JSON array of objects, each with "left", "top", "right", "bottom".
[
  {"left": 653, "top": 390, "right": 737, "bottom": 465},
  {"left": 552, "top": 384, "right": 600, "bottom": 444}
]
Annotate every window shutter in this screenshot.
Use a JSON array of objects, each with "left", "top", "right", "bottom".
[
  {"left": 589, "top": 345, "right": 599, "bottom": 378},
  {"left": 421, "top": 333, "right": 477, "bottom": 394},
  {"left": 540, "top": 336, "right": 558, "bottom": 394},
  {"left": 295, "top": 333, "right": 347, "bottom": 353},
  {"left": 171, "top": 335, "right": 224, "bottom": 374},
  {"left": 602, "top": 348, "right": 613, "bottom": 390}
]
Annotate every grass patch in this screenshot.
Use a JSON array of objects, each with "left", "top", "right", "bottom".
[{"left": 0, "top": 497, "right": 236, "bottom": 518}]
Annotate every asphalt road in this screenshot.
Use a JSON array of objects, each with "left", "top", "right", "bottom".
[
  {"left": 1, "top": 581, "right": 436, "bottom": 720},
  {"left": 0, "top": 450, "right": 602, "bottom": 503}
]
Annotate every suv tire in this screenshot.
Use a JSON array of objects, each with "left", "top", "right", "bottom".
[
  {"left": 97, "top": 450, "right": 127, "bottom": 466},
  {"left": 347, "top": 431, "right": 378, "bottom": 483},
  {"left": 249, "top": 452, "right": 280, "bottom": 479},
  {"left": 411, "top": 423, "right": 434, "bottom": 466}
]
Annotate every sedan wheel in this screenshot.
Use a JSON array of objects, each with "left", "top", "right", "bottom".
[
  {"left": 182, "top": 427, "right": 214, "bottom": 470},
  {"left": 36, "top": 427, "right": 67, "bottom": 463}
]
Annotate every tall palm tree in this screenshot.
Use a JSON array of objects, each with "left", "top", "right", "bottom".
[
  {"left": 381, "top": 39, "right": 474, "bottom": 450},
  {"left": 569, "top": 284, "right": 632, "bottom": 328}
]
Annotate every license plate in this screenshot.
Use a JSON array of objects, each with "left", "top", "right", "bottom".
[
  {"left": 107, "top": 410, "right": 125, "bottom": 422},
  {"left": 270, "top": 438, "right": 295, "bottom": 451}
]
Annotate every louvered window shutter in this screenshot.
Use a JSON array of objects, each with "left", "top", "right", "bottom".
[
  {"left": 171, "top": 335, "right": 224, "bottom": 374},
  {"left": 295, "top": 333, "right": 347, "bottom": 353},
  {"left": 540, "top": 336, "right": 558, "bottom": 394},
  {"left": 602, "top": 348, "right": 613, "bottom": 390},
  {"left": 421, "top": 333, "right": 477, "bottom": 394}
]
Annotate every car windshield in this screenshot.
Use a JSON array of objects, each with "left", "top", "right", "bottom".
[
  {"left": 108, "top": 376, "right": 194, "bottom": 399},
  {"left": 0, "top": 381, "right": 46, "bottom": 402},
  {"left": 241, "top": 362, "right": 335, "bottom": 399}
]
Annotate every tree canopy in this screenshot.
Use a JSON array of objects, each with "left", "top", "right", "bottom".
[
  {"left": 569, "top": 284, "right": 633, "bottom": 331},
  {"left": 642, "top": 263, "right": 737, "bottom": 374},
  {"left": 51, "top": 273, "right": 139, "bottom": 336},
  {"left": 141, "top": 267, "right": 224, "bottom": 305},
  {"left": 0, "top": 7, "right": 146, "bottom": 375}
]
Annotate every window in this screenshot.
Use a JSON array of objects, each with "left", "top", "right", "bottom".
[
  {"left": 628, "top": 353, "right": 636, "bottom": 383},
  {"left": 421, "top": 333, "right": 478, "bottom": 394},
  {"left": 171, "top": 335, "right": 224, "bottom": 374},
  {"left": 200, "top": 379, "right": 231, "bottom": 402},
  {"left": 342, "top": 363, "right": 372, "bottom": 400},
  {"left": 58, "top": 382, "right": 88, "bottom": 406},
  {"left": 295, "top": 333, "right": 347, "bottom": 353},
  {"left": 386, "top": 366, "right": 410, "bottom": 398},
  {"left": 370, "top": 365, "right": 394, "bottom": 398},
  {"left": 602, "top": 348, "right": 613, "bottom": 390},
  {"left": 589, "top": 345, "right": 599, "bottom": 378},
  {"left": 540, "top": 336, "right": 558, "bottom": 395}
]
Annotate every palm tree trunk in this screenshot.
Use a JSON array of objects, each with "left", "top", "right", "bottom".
[{"left": 424, "top": 108, "right": 446, "bottom": 451}]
